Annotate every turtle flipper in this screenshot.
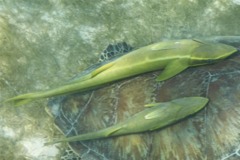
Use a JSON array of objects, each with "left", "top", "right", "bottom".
[{"left": 99, "top": 42, "right": 133, "bottom": 62}]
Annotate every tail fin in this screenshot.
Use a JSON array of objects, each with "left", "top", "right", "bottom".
[{"left": 3, "top": 93, "right": 39, "bottom": 106}]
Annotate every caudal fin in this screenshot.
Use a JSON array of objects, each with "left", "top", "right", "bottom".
[{"left": 4, "top": 93, "right": 39, "bottom": 106}]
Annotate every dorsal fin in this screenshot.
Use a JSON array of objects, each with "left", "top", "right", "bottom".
[{"left": 66, "top": 42, "right": 133, "bottom": 84}]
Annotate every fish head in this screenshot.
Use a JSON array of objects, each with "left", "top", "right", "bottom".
[
  {"left": 145, "top": 97, "right": 209, "bottom": 131},
  {"left": 189, "top": 43, "right": 237, "bottom": 66},
  {"left": 146, "top": 97, "right": 209, "bottom": 121},
  {"left": 170, "top": 97, "right": 209, "bottom": 120}
]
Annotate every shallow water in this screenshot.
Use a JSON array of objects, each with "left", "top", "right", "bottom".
[{"left": 0, "top": 0, "right": 240, "bottom": 159}]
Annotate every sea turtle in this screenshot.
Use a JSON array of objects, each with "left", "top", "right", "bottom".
[{"left": 46, "top": 38, "right": 240, "bottom": 160}]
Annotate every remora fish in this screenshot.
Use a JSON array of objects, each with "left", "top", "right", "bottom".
[
  {"left": 5, "top": 39, "right": 237, "bottom": 106},
  {"left": 45, "top": 97, "right": 209, "bottom": 145}
]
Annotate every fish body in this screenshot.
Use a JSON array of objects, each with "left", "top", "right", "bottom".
[
  {"left": 45, "top": 97, "right": 209, "bottom": 145},
  {"left": 5, "top": 39, "right": 237, "bottom": 106}
]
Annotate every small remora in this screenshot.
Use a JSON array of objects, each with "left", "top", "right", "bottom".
[{"left": 45, "top": 97, "right": 208, "bottom": 145}]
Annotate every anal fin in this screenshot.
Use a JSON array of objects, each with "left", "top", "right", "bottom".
[{"left": 91, "top": 61, "right": 115, "bottom": 77}]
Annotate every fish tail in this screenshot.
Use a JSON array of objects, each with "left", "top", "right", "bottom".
[
  {"left": 44, "top": 132, "right": 102, "bottom": 145},
  {"left": 44, "top": 126, "right": 121, "bottom": 145},
  {"left": 44, "top": 139, "right": 64, "bottom": 146},
  {"left": 4, "top": 92, "right": 43, "bottom": 106},
  {"left": 4, "top": 81, "right": 95, "bottom": 106}
]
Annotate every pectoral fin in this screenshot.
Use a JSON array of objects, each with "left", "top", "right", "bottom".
[
  {"left": 144, "top": 103, "right": 170, "bottom": 119},
  {"left": 156, "top": 60, "right": 189, "bottom": 81},
  {"left": 145, "top": 109, "right": 168, "bottom": 120}
]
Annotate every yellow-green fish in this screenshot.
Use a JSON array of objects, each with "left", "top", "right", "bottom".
[
  {"left": 4, "top": 39, "right": 237, "bottom": 106},
  {"left": 44, "top": 97, "right": 208, "bottom": 145}
]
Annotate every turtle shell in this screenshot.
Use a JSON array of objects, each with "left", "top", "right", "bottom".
[{"left": 46, "top": 41, "right": 240, "bottom": 160}]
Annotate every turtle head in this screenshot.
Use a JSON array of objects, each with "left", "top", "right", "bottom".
[{"left": 189, "top": 43, "right": 237, "bottom": 66}]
